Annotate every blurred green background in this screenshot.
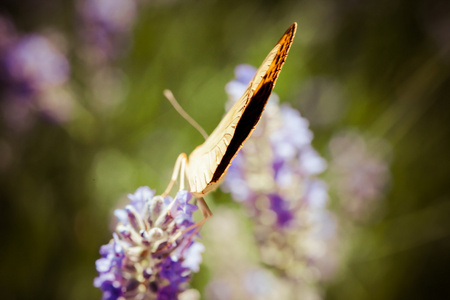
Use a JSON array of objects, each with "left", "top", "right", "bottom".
[{"left": 1, "top": 0, "right": 450, "bottom": 299}]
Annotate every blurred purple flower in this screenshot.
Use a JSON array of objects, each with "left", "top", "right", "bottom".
[
  {"left": 328, "top": 131, "right": 391, "bottom": 220},
  {"left": 0, "top": 16, "right": 73, "bottom": 128},
  {"left": 94, "top": 186, "right": 204, "bottom": 300},
  {"left": 76, "top": 0, "right": 138, "bottom": 111},
  {"left": 3, "top": 34, "right": 69, "bottom": 95},
  {"left": 221, "top": 65, "right": 337, "bottom": 289},
  {"left": 77, "top": 0, "right": 137, "bottom": 63}
]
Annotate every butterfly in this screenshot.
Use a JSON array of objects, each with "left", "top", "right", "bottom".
[{"left": 164, "top": 22, "right": 297, "bottom": 220}]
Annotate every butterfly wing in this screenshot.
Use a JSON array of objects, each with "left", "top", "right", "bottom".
[{"left": 187, "top": 22, "right": 297, "bottom": 197}]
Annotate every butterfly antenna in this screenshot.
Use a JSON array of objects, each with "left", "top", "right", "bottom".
[{"left": 163, "top": 89, "right": 209, "bottom": 140}]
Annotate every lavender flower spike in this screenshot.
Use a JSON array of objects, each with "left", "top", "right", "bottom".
[
  {"left": 94, "top": 187, "right": 204, "bottom": 300},
  {"left": 222, "top": 65, "right": 338, "bottom": 293}
]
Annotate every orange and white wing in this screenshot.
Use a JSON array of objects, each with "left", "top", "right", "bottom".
[{"left": 187, "top": 23, "right": 297, "bottom": 197}]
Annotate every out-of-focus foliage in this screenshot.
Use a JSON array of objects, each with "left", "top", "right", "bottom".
[{"left": 1, "top": 0, "right": 449, "bottom": 299}]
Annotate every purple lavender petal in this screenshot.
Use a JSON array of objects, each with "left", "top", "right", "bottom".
[
  {"left": 127, "top": 186, "right": 154, "bottom": 212},
  {"left": 94, "top": 272, "right": 123, "bottom": 300},
  {"left": 171, "top": 190, "right": 197, "bottom": 223},
  {"left": 159, "top": 257, "right": 190, "bottom": 284},
  {"left": 157, "top": 284, "right": 179, "bottom": 300},
  {"left": 268, "top": 194, "right": 294, "bottom": 227},
  {"left": 113, "top": 209, "right": 128, "bottom": 224},
  {"left": 181, "top": 242, "right": 205, "bottom": 272},
  {"left": 234, "top": 64, "right": 256, "bottom": 84}
]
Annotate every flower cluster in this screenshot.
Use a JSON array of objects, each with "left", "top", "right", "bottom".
[
  {"left": 0, "top": 16, "right": 72, "bottom": 128},
  {"left": 222, "top": 65, "right": 337, "bottom": 291},
  {"left": 94, "top": 187, "right": 204, "bottom": 300}
]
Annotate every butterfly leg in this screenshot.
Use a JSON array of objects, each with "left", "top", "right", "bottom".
[
  {"left": 196, "top": 197, "right": 213, "bottom": 219},
  {"left": 162, "top": 153, "right": 188, "bottom": 197}
]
